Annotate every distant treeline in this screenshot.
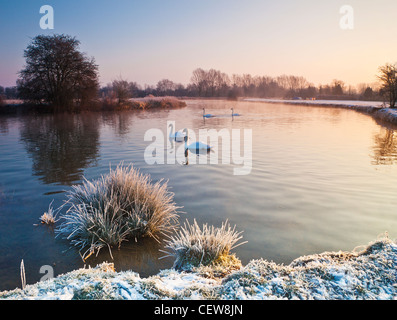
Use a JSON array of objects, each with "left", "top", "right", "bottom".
[
  {"left": 0, "top": 86, "right": 18, "bottom": 100},
  {"left": 100, "top": 69, "right": 383, "bottom": 102},
  {"left": 2, "top": 33, "right": 393, "bottom": 115},
  {"left": 0, "top": 69, "right": 384, "bottom": 106}
]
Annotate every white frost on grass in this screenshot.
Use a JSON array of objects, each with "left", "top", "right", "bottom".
[{"left": 1, "top": 238, "right": 396, "bottom": 300}]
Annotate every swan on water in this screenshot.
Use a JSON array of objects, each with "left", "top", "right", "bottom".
[
  {"left": 231, "top": 108, "right": 241, "bottom": 117},
  {"left": 203, "top": 108, "right": 214, "bottom": 118},
  {"left": 183, "top": 128, "right": 212, "bottom": 151},
  {"left": 168, "top": 122, "right": 186, "bottom": 142}
]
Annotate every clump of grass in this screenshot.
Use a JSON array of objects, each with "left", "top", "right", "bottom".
[
  {"left": 56, "top": 164, "right": 180, "bottom": 260},
  {"left": 161, "top": 219, "right": 246, "bottom": 271},
  {"left": 39, "top": 200, "right": 60, "bottom": 225},
  {"left": 193, "top": 253, "right": 243, "bottom": 279}
]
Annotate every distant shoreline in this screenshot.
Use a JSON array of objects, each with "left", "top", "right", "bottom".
[
  {"left": 0, "top": 97, "right": 187, "bottom": 115},
  {"left": 2, "top": 97, "right": 397, "bottom": 128},
  {"left": 245, "top": 98, "right": 397, "bottom": 126}
]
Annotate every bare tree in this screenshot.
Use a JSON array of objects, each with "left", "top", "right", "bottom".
[
  {"left": 378, "top": 63, "right": 397, "bottom": 108},
  {"left": 191, "top": 68, "right": 207, "bottom": 97},
  {"left": 286, "top": 76, "right": 301, "bottom": 92},
  {"left": 277, "top": 75, "right": 289, "bottom": 90},
  {"left": 156, "top": 79, "right": 176, "bottom": 96},
  {"left": 128, "top": 81, "right": 140, "bottom": 98},
  {"left": 112, "top": 78, "right": 131, "bottom": 104},
  {"left": 17, "top": 34, "right": 99, "bottom": 111},
  {"left": 216, "top": 72, "right": 231, "bottom": 96},
  {"left": 331, "top": 79, "right": 345, "bottom": 96}
]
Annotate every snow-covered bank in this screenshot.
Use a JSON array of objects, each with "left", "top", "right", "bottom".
[
  {"left": 245, "top": 98, "right": 397, "bottom": 125},
  {"left": 1, "top": 237, "right": 396, "bottom": 300},
  {"left": 245, "top": 98, "right": 386, "bottom": 108}
]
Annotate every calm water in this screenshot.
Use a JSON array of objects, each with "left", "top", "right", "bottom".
[{"left": 0, "top": 100, "right": 397, "bottom": 291}]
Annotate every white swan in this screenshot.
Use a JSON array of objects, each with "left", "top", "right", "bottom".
[
  {"left": 231, "top": 108, "right": 241, "bottom": 117},
  {"left": 183, "top": 128, "right": 212, "bottom": 151},
  {"left": 203, "top": 108, "right": 214, "bottom": 118},
  {"left": 169, "top": 122, "right": 186, "bottom": 142}
]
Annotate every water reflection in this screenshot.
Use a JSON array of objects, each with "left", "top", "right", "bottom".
[
  {"left": 0, "top": 117, "right": 9, "bottom": 134},
  {"left": 0, "top": 186, "right": 5, "bottom": 204},
  {"left": 85, "top": 237, "right": 173, "bottom": 277},
  {"left": 183, "top": 148, "right": 213, "bottom": 166},
  {"left": 101, "top": 112, "right": 136, "bottom": 137},
  {"left": 20, "top": 114, "right": 100, "bottom": 185},
  {"left": 372, "top": 129, "right": 397, "bottom": 165}
]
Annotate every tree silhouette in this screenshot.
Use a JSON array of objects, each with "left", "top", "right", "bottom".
[
  {"left": 17, "top": 34, "right": 99, "bottom": 111},
  {"left": 378, "top": 63, "right": 397, "bottom": 108}
]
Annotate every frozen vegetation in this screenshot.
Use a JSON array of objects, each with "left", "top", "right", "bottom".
[
  {"left": 1, "top": 236, "right": 395, "bottom": 300},
  {"left": 56, "top": 164, "right": 180, "bottom": 260},
  {"left": 162, "top": 219, "right": 246, "bottom": 271}
]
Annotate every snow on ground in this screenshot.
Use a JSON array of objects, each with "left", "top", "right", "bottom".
[
  {"left": 245, "top": 98, "right": 386, "bottom": 108},
  {"left": 1, "top": 237, "right": 396, "bottom": 300}
]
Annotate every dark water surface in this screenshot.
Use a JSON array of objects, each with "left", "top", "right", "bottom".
[{"left": 0, "top": 100, "right": 396, "bottom": 291}]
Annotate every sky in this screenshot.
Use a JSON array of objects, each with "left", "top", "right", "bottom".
[{"left": 1, "top": 0, "right": 397, "bottom": 88}]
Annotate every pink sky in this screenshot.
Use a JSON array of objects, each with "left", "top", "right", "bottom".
[{"left": 1, "top": 1, "right": 397, "bottom": 88}]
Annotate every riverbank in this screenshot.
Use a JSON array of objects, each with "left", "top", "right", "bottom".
[
  {"left": 1, "top": 236, "right": 395, "bottom": 300},
  {"left": 0, "top": 96, "right": 187, "bottom": 114},
  {"left": 245, "top": 98, "right": 397, "bottom": 126},
  {"left": 102, "top": 96, "right": 187, "bottom": 111}
]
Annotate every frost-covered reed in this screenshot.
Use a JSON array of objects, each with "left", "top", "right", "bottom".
[
  {"left": 39, "top": 200, "right": 60, "bottom": 225},
  {"left": 162, "top": 219, "right": 246, "bottom": 271},
  {"left": 20, "top": 260, "right": 26, "bottom": 290},
  {"left": 56, "top": 164, "right": 180, "bottom": 260}
]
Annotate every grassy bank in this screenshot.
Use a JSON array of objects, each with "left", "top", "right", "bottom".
[
  {"left": 101, "top": 97, "right": 187, "bottom": 111},
  {"left": 0, "top": 97, "right": 187, "bottom": 115},
  {"left": 1, "top": 236, "right": 395, "bottom": 300}
]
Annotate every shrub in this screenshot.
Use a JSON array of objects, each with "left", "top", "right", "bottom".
[
  {"left": 161, "top": 219, "right": 246, "bottom": 271},
  {"left": 56, "top": 164, "right": 180, "bottom": 260},
  {"left": 144, "top": 97, "right": 187, "bottom": 109}
]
